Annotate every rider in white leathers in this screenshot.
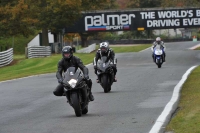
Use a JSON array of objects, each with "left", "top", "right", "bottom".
[{"left": 151, "top": 37, "right": 166, "bottom": 62}]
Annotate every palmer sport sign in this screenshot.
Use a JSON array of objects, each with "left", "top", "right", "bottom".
[
  {"left": 64, "top": 8, "right": 200, "bottom": 33},
  {"left": 84, "top": 14, "right": 135, "bottom": 31}
]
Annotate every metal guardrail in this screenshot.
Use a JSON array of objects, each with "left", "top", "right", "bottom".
[
  {"left": 27, "top": 46, "right": 51, "bottom": 58},
  {"left": 76, "top": 43, "right": 96, "bottom": 53},
  {"left": 0, "top": 48, "right": 13, "bottom": 67}
]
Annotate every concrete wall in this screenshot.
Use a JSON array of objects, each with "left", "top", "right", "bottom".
[{"left": 28, "top": 32, "right": 54, "bottom": 47}]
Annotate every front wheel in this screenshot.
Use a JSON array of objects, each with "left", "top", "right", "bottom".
[
  {"left": 101, "top": 74, "right": 110, "bottom": 93},
  {"left": 82, "top": 105, "right": 88, "bottom": 114},
  {"left": 156, "top": 58, "right": 162, "bottom": 68},
  {"left": 157, "top": 63, "right": 162, "bottom": 68},
  {"left": 71, "top": 93, "right": 82, "bottom": 117}
]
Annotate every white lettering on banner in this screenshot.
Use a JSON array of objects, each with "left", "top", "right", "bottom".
[
  {"left": 147, "top": 19, "right": 180, "bottom": 27},
  {"left": 106, "top": 26, "right": 123, "bottom": 30},
  {"left": 183, "top": 18, "right": 200, "bottom": 26},
  {"left": 85, "top": 14, "right": 135, "bottom": 31},
  {"left": 93, "top": 16, "right": 101, "bottom": 26},
  {"left": 120, "top": 14, "right": 128, "bottom": 25},
  {"left": 158, "top": 10, "right": 193, "bottom": 18},
  {"left": 140, "top": 12, "right": 155, "bottom": 19},
  {"left": 196, "top": 10, "right": 200, "bottom": 17}
]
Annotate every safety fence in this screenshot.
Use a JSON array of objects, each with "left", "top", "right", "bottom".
[
  {"left": 0, "top": 48, "right": 13, "bottom": 67},
  {"left": 76, "top": 43, "right": 96, "bottom": 53},
  {"left": 27, "top": 46, "right": 51, "bottom": 58}
]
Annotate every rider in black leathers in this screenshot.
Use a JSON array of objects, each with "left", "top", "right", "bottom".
[
  {"left": 94, "top": 42, "right": 117, "bottom": 83},
  {"left": 53, "top": 46, "right": 94, "bottom": 101}
]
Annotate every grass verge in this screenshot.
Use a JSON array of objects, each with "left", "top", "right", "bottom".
[
  {"left": 0, "top": 44, "right": 151, "bottom": 81},
  {"left": 165, "top": 66, "right": 200, "bottom": 133}
]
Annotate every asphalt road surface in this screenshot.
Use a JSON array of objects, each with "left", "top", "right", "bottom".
[{"left": 0, "top": 41, "right": 200, "bottom": 133}]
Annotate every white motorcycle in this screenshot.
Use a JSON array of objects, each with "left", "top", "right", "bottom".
[{"left": 152, "top": 46, "right": 164, "bottom": 68}]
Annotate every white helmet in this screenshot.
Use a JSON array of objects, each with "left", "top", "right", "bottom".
[
  {"left": 100, "top": 42, "right": 109, "bottom": 53},
  {"left": 156, "top": 37, "right": 161, "bottom": 41},
  {"left": 156, "top": 37, "right": 161, "bottom": 44}
]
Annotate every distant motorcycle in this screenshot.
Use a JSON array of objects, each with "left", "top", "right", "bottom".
[
  {"left": 153, "top": 46, "right": 164, "bottom": 68},
  {"left": 61, "top": 67, "right": 90, "bottom": 117},
  {"left": 94, "top": 56, "right": 115, "bottom": 93}
]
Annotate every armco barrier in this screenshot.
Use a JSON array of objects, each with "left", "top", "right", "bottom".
[
  {"left": 0, "top": 48, "right": 13, "bottom": 67},
  {"left": 27, "top": 46, "right": 51, "bottom": 58},
  {"left": 76, "top": 43, "right": 96, "bottom": 53}
]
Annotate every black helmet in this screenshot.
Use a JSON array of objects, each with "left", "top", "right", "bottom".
[
  {"left": 100, "top": 42, "right": 109, "bottom": 53},
  {"left": 62, "top": 46, "right": 73, "bottom": 60}
]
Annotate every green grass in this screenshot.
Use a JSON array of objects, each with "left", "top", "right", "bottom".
[
  {"left": 194, "top": 47, "right": 200, "bottom": 50},
  {"left": 0, "top": 44, "right": 151, "bottom": 81},
  {"left": 110, "top": 44, "right": 151, "bottom": 53},
  {"left": 0, "top": 53, "right": 95, "bottom": 81},
  {"left": 165, "top": 66, "right": 200, "bottom": 133}
]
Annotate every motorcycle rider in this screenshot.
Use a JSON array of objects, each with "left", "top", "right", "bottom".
[
  {"left": 151, "top": 37, "right": 166, "bottom": 62},
  {"left": 94, "top": 41, "right": 117, "bottom": 83},
  {"left": 53, "top": 46, "right": 94, "bottom": 101}
]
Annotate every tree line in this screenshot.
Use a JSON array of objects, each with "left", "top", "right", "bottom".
[{"left": 0, "top": 0, "right": 199, "bottom": 47}]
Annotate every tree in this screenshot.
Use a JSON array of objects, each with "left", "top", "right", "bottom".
[
  {"left": 0, "top": 0, "right": 38, "bottom": 37},
  {"left": 161, "top": 0, "right": 200, "bottom": 7},
  {"left": 127, "top": 0, "right": 161, "bottom": 8}
]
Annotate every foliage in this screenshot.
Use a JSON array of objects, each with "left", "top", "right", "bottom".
[
  {"left": 81, "top": 0, "right": 118, "bottom": 11},
  {"left": 161, "top": 0, "right": 200, "bottom": 7},
  {"left": 92, "top": 30, "right": 155, "bottom": 41},
  {"left": 118, "top": 0, "right": 200, "bottom": 9},
  {"left": 0, "top": 31, "right": 40, "bottom": 54},
  {"left": 127, "top": 0, "right": 161, "bottom": 8},
  {"left": 0, "top": 0, "right": 38, "bottom": 37}
]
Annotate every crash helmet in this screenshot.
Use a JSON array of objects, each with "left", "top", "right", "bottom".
[
  {"left": 100, "top": 42, "right": 109, "bottom": 53},
  {"left": 156, "top": 37, "right": 161, "bottom": 44},
  {"left": 62, "top": 46, "right": 73, "bottom": 60}
]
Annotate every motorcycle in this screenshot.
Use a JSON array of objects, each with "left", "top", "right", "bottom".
[
  {"left": 153, "top": 46, "right": 164, "bottom": 68},
  {"left": 61, "top": 67, "right": 90, "bottom": 117},
  {"left": 94, "top": 56, "right": 115, "bottom": 93}
]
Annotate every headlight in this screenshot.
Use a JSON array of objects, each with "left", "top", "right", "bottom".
[{"left": 68, "top": 79, "right": 77, "bottom": 88}]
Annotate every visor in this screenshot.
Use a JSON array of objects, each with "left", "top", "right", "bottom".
[{"left": 64, "top": 53, "right": 71, "bottom": 58}]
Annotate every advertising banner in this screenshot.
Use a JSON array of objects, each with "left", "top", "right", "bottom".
[{"left": 64, "top": 8, "right": 200, "bottom": 33}]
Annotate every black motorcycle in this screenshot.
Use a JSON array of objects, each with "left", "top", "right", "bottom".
[
  {"left": 61, "top": 67, "right": 90, "bottom": 117},
  {"left": 95, "top": 56, "right": 115, "bottom": 93}
]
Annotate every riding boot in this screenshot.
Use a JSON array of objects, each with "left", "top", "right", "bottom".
[
  {"left": 96, "top": 76, "right": 100, "bottom": 83},
  {"left": 163, "top": 53, "right": 166, "bottom": 62},
  {"left": 114, "top": 76, "right": 117, "bottom": 82},
  {"left": 89, "top": 91, "right": 94, "bottom": 101},
  {"left": 152, "top": 54, "right": 155, "bottom": 62},
  {"left": 86, "top": 79, "right": 94, "bottom": 101}
]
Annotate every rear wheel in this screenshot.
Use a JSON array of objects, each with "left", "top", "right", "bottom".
[{"left": 71, "top": 93, "right": 82, "bottom": 117}]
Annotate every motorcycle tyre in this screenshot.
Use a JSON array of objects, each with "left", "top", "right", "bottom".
[
  {"left": 71, "top": 93, "right": 82, "bottom": 117},
  {"left": 82, "top": 105, "right": 88, "bottom": 114},
  {"left": 101, "top": 74, "right": 109, "bottom": 93},
  {"left": 156, "top": 58, "right": 162, "bottom": 68}
]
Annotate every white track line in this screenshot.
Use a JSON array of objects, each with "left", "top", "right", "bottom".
[
  {"left": 188, "top": 43, "right": 200, "bottom": 50},
  {"left": 140, "top": 47, "right": 151, "bottom": 52},
  {"left": 149, "top": 65, "right": 198, "bottom": 133}
]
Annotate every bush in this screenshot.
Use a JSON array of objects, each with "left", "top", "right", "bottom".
[{"left": 0, "top": 31, "right": 39, "bottom": 54}]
